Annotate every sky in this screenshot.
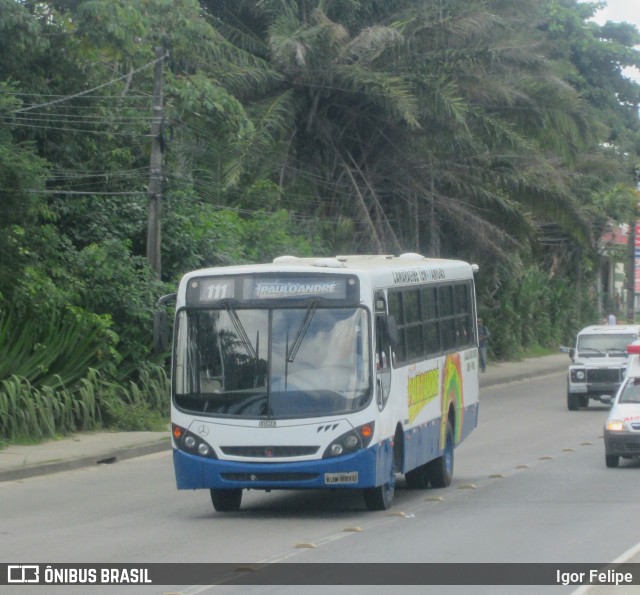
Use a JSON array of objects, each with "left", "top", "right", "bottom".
[
  {"left": 590, "top": 0, "right": 640, "bottom": 27},
  {"left": 589, "top": 0, "right": 640, "bottom": 82}
]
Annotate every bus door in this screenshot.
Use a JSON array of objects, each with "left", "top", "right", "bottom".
[{"left": 375, "top": 291, "right": 394, "bottom": 410}]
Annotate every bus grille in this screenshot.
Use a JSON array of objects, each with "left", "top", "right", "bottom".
[
  {"left": 221, "top": 472, "right": 319, "bottom": 482},
  {"left": 220, "top": 446, "right": 319, "bottom": 457},
  {"left": 586, "top": 369, "right": 622, "bottom": 383}
]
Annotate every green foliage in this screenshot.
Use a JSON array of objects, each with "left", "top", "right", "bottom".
[
  {"left": 0, "top": 306, "right": 116, "bottom": 389},
  {"left": 0, "top": 375, "right": 99, "bottom": 441},
  {"left": 0, "top": 366, "right": 169, "bottom": 441},
  {"left": 161, "top": 193, "right": 246, "bottom": 279},
  {"left": 242, "top": 209, "right": 317, "bottom": 262},
  {"left": 0, "top": 0, "right": 639, "bottom": 442},
  {"left": 96, "top": 366, "right": 170, "bottom": 431},
  {"left": 479, "top": 264, "right": 598, "bottom": 360},
  {"left": 72, "top": 240, "right": 166, "bottom": 366}
]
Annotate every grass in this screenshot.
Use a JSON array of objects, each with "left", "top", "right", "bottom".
[
  {"left": 520, "top": 344, "right": 559, "bottom": 358},
  {"left": 0, "top": 366, "right": 170, "bottom": 447}
]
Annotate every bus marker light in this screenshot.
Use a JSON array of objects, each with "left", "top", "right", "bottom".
[
  {"left": 172, "top": 425, "right": 183, "bottom": 439},
  {"left": 360, "top": 425, "right": 372, "bottom": 438}
]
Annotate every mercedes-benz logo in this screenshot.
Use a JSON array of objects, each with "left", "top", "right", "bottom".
[{"left": 197, "top": 425, "right": 209, "bottom": 436}]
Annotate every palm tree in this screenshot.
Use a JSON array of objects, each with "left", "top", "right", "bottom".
[{"left": 202, "top": 0, "right": 601, "bottom": 264}]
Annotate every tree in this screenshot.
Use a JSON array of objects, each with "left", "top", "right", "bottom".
[{"left": 202, "top": 0, "right": 601, "bottom": 265}]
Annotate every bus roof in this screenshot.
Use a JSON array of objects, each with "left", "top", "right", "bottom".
[
  {"left": 176, "top": 254, "right": 477, "bottom": 306},
  {"left": 183, "top": 253, "right": 477, "bottom": 277}
]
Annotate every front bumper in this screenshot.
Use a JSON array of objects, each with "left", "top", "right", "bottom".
[
  {"left": 568, "top": 383, "right": 619, "bottom": 397},
  {"left": 173, "top": 439, "right": 393, "bottom": 491},
  {"left": 604, "top": 431, "right": 640, "bottom": 456}
]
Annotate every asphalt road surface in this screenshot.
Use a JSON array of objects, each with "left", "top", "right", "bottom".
[{"left": 1, "top": 369, "right": 639, "bottom": 595}]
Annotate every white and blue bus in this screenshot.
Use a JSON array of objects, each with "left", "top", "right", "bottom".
[{"left": 161, "top": 253, "right": 480, "bottom": 511}]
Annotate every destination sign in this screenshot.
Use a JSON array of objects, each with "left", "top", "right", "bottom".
[
  {"left": 186, "top": 274, "right": 356, "bottom": 305},
  {"left": 248, "top": 278, "right": 346, "bottom": 300}
]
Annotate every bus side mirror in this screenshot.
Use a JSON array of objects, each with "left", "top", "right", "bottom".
[
  {"left": 569, "top": 347, "right": 575, "bottom": 360},
  {"left": 153, "top": 293, "right": 176, "bottom": 354},
  {"left": 153, "top": 310, "right": 169, "bottom": 354}
]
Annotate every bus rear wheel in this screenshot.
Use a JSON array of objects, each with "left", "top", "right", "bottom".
[
  {"left": 210, "top": 488, "right": 242, "bottom": 512},
  {"left": 427, "top": 420, "right": 454, "bottom": 488}
]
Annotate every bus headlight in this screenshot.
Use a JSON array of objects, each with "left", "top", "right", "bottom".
[
  {"left": 172, "top": 423, "right": 217, "bottom": 459},
  {"left": 344, "top": 434, "right": 359, "bottom": 448},
  {"left": 330, "top": 444, "right": 344, "bottom": 456},
  {"left": 323, "top": 422, "right": 375, "bottom": 459}
]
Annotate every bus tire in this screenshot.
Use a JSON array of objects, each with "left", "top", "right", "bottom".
[
  {"left": 363, "top": 459, "right": 396, "bottom": 511},
  {"left": 210, "top": 488, "right": 242, "bottom": 512},
  {"left": 427, "top": 420, "right": 454, "bottom": 488}
]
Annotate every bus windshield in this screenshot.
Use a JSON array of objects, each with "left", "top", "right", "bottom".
[{"left": 174, "top": 306, "right": 371, "bottom": 419}]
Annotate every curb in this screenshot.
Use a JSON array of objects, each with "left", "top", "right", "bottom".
[
  {"left": 0, "top": 437, "right": 171, "bottom": 483},
  {"left": 480, "top": 366, "right": 567, "bottom": 388},
  {"left": 479, "top": 362, "right": 567, "bottom": 390}
]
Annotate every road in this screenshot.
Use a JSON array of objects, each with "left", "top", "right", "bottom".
[{"left": 1, "top": 369, "right": 639, "bottom": 595}]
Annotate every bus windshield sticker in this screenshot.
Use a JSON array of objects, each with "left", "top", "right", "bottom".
[{"left": 407, "top": 368, "right": 439, "bottom": 423}]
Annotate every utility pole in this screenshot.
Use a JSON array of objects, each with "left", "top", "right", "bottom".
[{"left": 146, "top": 47, "right": 166, "bottom": 279}]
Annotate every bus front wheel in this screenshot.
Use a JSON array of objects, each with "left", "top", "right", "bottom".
[
  {"left": 210, "top": 488, "right": 242, "bottom": 512},
  {"left": 363, "top": 460, "right": 396, "bottom": 511}
]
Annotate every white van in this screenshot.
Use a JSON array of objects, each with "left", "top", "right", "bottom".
[{"left": 566, "top": 324, "right": 640, "bottom": 410}]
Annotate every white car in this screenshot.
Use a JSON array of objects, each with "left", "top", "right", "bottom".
[
  {"left": 603, "top": 341, "right": 640, "bottom": 468},
  {"left": 567, "top": 324, "right": 640, "bottom": 410}
]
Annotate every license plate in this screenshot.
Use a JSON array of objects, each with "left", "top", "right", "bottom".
[
  {"left": 569, "top": 385, "right": 587, "bottom": 393},
  {"left": 324, "top": 472, "right": 358, "bottom": 484}
]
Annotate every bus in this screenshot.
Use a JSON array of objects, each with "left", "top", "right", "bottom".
[{"left": 158, "top": 253, "right": 480, "bottom": 512}]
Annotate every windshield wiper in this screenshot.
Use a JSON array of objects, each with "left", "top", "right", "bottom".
[
  {"left": 222, "top": 300, "right": 256, "bottom": 359},
  {"left": 283, "top": 301, "right": 317, "bottom": 391},
  {"left": 579, "top": 347, "right": 604, "bottom": 355},
  {"left": 286, "top": 301, "right": 317, "bottom": 363}
]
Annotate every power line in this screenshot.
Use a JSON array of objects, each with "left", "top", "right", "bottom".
[{"left": 13, "top": 53, "right": 167, "bottom": 114}]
